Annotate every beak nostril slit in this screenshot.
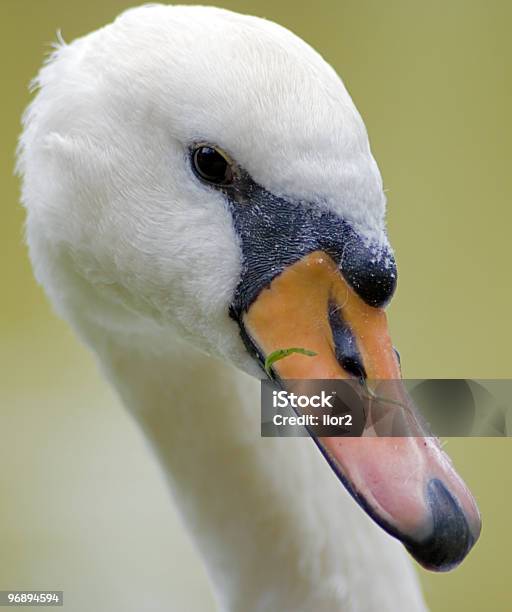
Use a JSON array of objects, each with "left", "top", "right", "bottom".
[
  {"left": 328, "top": 300, "right": 367, "bottom": 381},
  {"left": 393, "top": 346, "right": 401, "bottom": 368},
  {"left": 340, "top": 355, "right": 367, "bottom": 382}
]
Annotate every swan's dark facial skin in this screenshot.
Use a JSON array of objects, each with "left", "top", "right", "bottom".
[
  {"left": 189, "top": 143, "right": 481, "bottom": 572},
  {"left": 227, "top": 177, "right": 397, "bottom": 318}
]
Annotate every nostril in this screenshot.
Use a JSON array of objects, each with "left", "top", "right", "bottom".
[
  {"left": 328, "top": 300, "right": 367, "bottom": 382},
  {"left": 340, "top": 355, "right": 367, "bottom": 383},
  {"left": 393, "top": 346, "right": 401, "bottom": 367}
]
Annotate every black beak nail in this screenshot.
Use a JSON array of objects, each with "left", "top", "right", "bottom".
[{"left": 405, "top": 478, "right": 476, "bottom": 571}]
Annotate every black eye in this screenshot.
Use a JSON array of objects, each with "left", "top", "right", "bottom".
[{"left": 192, "top": 145, "right": 233, "bottom": 185}]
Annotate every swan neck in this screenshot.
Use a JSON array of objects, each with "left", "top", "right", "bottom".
[{"left": 90, "top": 329, "right": 426, "bottom": 612}]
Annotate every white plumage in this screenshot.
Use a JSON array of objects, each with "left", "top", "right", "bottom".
[{"left": 18, "top": 5, "right": 428, "bottom": 611}]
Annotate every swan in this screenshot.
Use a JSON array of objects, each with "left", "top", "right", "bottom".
[{"left": 18, "top": 5, "right": 481, "bottom": 611}]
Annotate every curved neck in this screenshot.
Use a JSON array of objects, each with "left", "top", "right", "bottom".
[{"left": 90, "top": 329, "right": 426, "bottom": 612}]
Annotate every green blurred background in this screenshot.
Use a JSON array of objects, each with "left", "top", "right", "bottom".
[{"left": 1, "top": 1, "right": 510, "bottom": 610}]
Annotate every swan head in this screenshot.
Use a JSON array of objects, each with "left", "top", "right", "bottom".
[{"left": 18, "top": 4, "right": 480, "bottom": 571}]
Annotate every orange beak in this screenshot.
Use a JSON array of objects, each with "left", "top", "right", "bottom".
[{"left": 242, "top": 250, "right": 481, "bottom": 571}]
